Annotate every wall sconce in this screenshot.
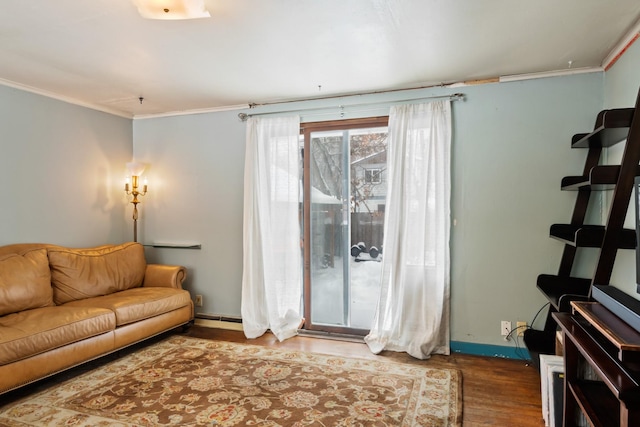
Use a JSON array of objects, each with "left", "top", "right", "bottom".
[{"left": 124, "top": 162, "right": 148, "bottom": 242}]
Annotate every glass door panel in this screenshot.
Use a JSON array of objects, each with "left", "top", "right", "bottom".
[{"left": 307, "top": 126, "right": 387, "bottom": 333}]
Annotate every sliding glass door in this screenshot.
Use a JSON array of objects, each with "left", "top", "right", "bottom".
[{"left": 302, "top": 118, "right": 388, "bottom": 335}]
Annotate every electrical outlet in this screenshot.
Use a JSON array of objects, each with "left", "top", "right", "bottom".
[
  {"left": 501, "top": 321, "right": 511, "bottom": 337},
  {"left": 517, "top": 321, "right": 527, "bottom": 337},
  {"left": 195, "top": 295, "right": 203, "bottom": 307}
]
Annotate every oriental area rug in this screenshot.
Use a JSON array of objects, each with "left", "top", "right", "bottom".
[{"left": 0, "top": 336, "right": 461, "bottom": 427}]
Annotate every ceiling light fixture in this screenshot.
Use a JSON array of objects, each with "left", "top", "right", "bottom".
[{"left": 132, "top": 0, "right": 210, "bottom": 20}]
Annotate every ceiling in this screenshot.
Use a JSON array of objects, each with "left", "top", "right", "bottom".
[{"left": 1, "top": 0, "right": 640, "bottom": 118}]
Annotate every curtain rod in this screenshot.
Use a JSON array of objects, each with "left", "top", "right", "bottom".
[{"left": 237, "top": 93, "right": 464, "bottom": 122}]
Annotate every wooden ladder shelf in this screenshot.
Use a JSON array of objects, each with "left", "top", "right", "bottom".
[{"left": 524, "top": 89, "right": 640, "bottom": 366}]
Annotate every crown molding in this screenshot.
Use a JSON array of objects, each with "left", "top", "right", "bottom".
[
  {"left": 602, "top": 18, "right": 640, "bottom": 71},
  {"left": 0, "top": 78, "right": 132, "bottom": 119},
  {"left": 499, "top": 66, "right": 602, "bottom": 83},
  {"left": 133, "top": 104, "right": 248, "bottom": 120}
]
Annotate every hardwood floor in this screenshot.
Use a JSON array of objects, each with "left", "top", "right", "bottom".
[{"left": 184, "top": 326, "right": 546, "bottom": 426}]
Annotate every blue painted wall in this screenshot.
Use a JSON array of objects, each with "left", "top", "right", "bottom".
[{"left": 134, "top": 73, "right": 603, "bottom": 354}]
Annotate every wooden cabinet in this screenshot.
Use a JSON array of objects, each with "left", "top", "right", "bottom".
[{"left": 554, "top": 302, "right": 640, "bottom": 427}]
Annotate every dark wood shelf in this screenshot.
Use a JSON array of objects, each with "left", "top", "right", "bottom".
[
  {"left": 566, "top": 315, "right": 639, "bottom": 399},
  {"left": 573, "top": 301, "right": 640, "bottom": 363},
  {"left": 549, "top": 224, "right": 637, "bottom": 249},
  {"left": 569, "top": 380, "right": 619, "bottom": 427},
  {"left": 571, "top": 108, "right": 634, "bottom": 148},
  {"left": 536, "top": 274, "right": 591, "bottom": 310},
  {"left": 561, "top": 165, "right": 640, "bottom": 190},
  {"left": 525, "top": 89, "right": 640, "bottom": 376},
  {"left": 554, "top": 305, "right": 640, "bottom": 426}
]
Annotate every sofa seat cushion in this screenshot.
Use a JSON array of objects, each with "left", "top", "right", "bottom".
[
  {"left": 49, "top": 242, "right": 147, "bottom": 305},
  {"left": 0, "top": 306, "right": 115, "bottom": 365},
  {"left": 63, "top": 287, "right": 192, "bottom": 327},
  {"left": 0, "top": 249, "right": 53, "bottom": 316}
]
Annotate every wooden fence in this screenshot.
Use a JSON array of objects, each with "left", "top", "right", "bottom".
[{"left": 350, "top": 212, "right": 384, "bottom": 250}]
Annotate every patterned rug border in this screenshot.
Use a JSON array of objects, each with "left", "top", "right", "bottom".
[{"left": 0, "top": 335, "right": 462, "bottom": 426}]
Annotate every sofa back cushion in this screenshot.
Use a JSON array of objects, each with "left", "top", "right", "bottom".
[
  {"left": 0, "top": 249, "right": 53, "bottom": 316},
  {"left": 49, "top": 242, "right": 147, "bottom": 304}
]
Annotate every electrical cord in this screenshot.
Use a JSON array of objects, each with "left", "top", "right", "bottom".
[
  {"left": 505, "top": 302, "right": 551, "bottom": 361},
  {"left": 505, "top": 324, "right": 529, "bottom": 360},
  {"left": 530, "top": 302, "right": 550, "bottom": 329}
]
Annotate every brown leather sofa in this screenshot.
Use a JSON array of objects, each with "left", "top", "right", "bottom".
[{"left": 0, "top": 242, "right": 194, "bottom": 394}]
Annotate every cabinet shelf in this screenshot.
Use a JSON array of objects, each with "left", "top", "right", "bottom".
[
  {"left": 573, "top": 300, "right": 640, "bottom": 363},
  {"left": 549, "top": 224, "right": 637, "bottom": 249},
  {"left": 569, "top": 380, "right": 619, "bottom": 427},
  {"left": 554, "top": 305, "right": 640, "bottom": 426},
  {"left": 559, "top": 312, "right": 640, "bottom": 400},
  {"left": 571, "top": 108, "right": 634, "bottom": 148}
]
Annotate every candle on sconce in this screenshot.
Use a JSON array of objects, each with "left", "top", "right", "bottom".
[
  {"left": 143, "top": 177, "right": 148, "bottom": 193},
  {"left": 125, "top": 177, "right": 130, "bottom": 192}
]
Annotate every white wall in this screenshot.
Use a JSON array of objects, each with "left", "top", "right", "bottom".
[
  {"left": 0, "top": 86, "right": 133, "bottom": 247},
  {"left": 134, "top": 73, "right": 604, "bottom": 347},
  {"left": 603, "top": 39, "right": 640, "bottom": 297}
]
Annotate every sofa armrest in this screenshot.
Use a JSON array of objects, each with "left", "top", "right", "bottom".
[{"left": 143, "top": 264, "right": 187, "bottom": 289}]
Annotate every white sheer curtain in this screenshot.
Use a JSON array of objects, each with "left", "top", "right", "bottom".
[
  {"left": 365, "top": 100, "right": 452, "bottom": 359},
  {"left": 241, "top": 115, "right": 302, "bottom": 342}
]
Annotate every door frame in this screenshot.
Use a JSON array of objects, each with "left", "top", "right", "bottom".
[{"left": 301, "top": 116, "right": 389, "bottom": 335}]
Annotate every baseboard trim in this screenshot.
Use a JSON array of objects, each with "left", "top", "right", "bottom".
[
  {"left": 297, "top": 329, "right": 365, "bottom": 343},
  {"left": 451, "top": 341, "right": 531, "bottom": 360},
  {"left": 192, "top": 317, "right": 531, "bottom": 360},
  {"left": 194, "top": 317, "right": 244, "bottom": 331}
]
